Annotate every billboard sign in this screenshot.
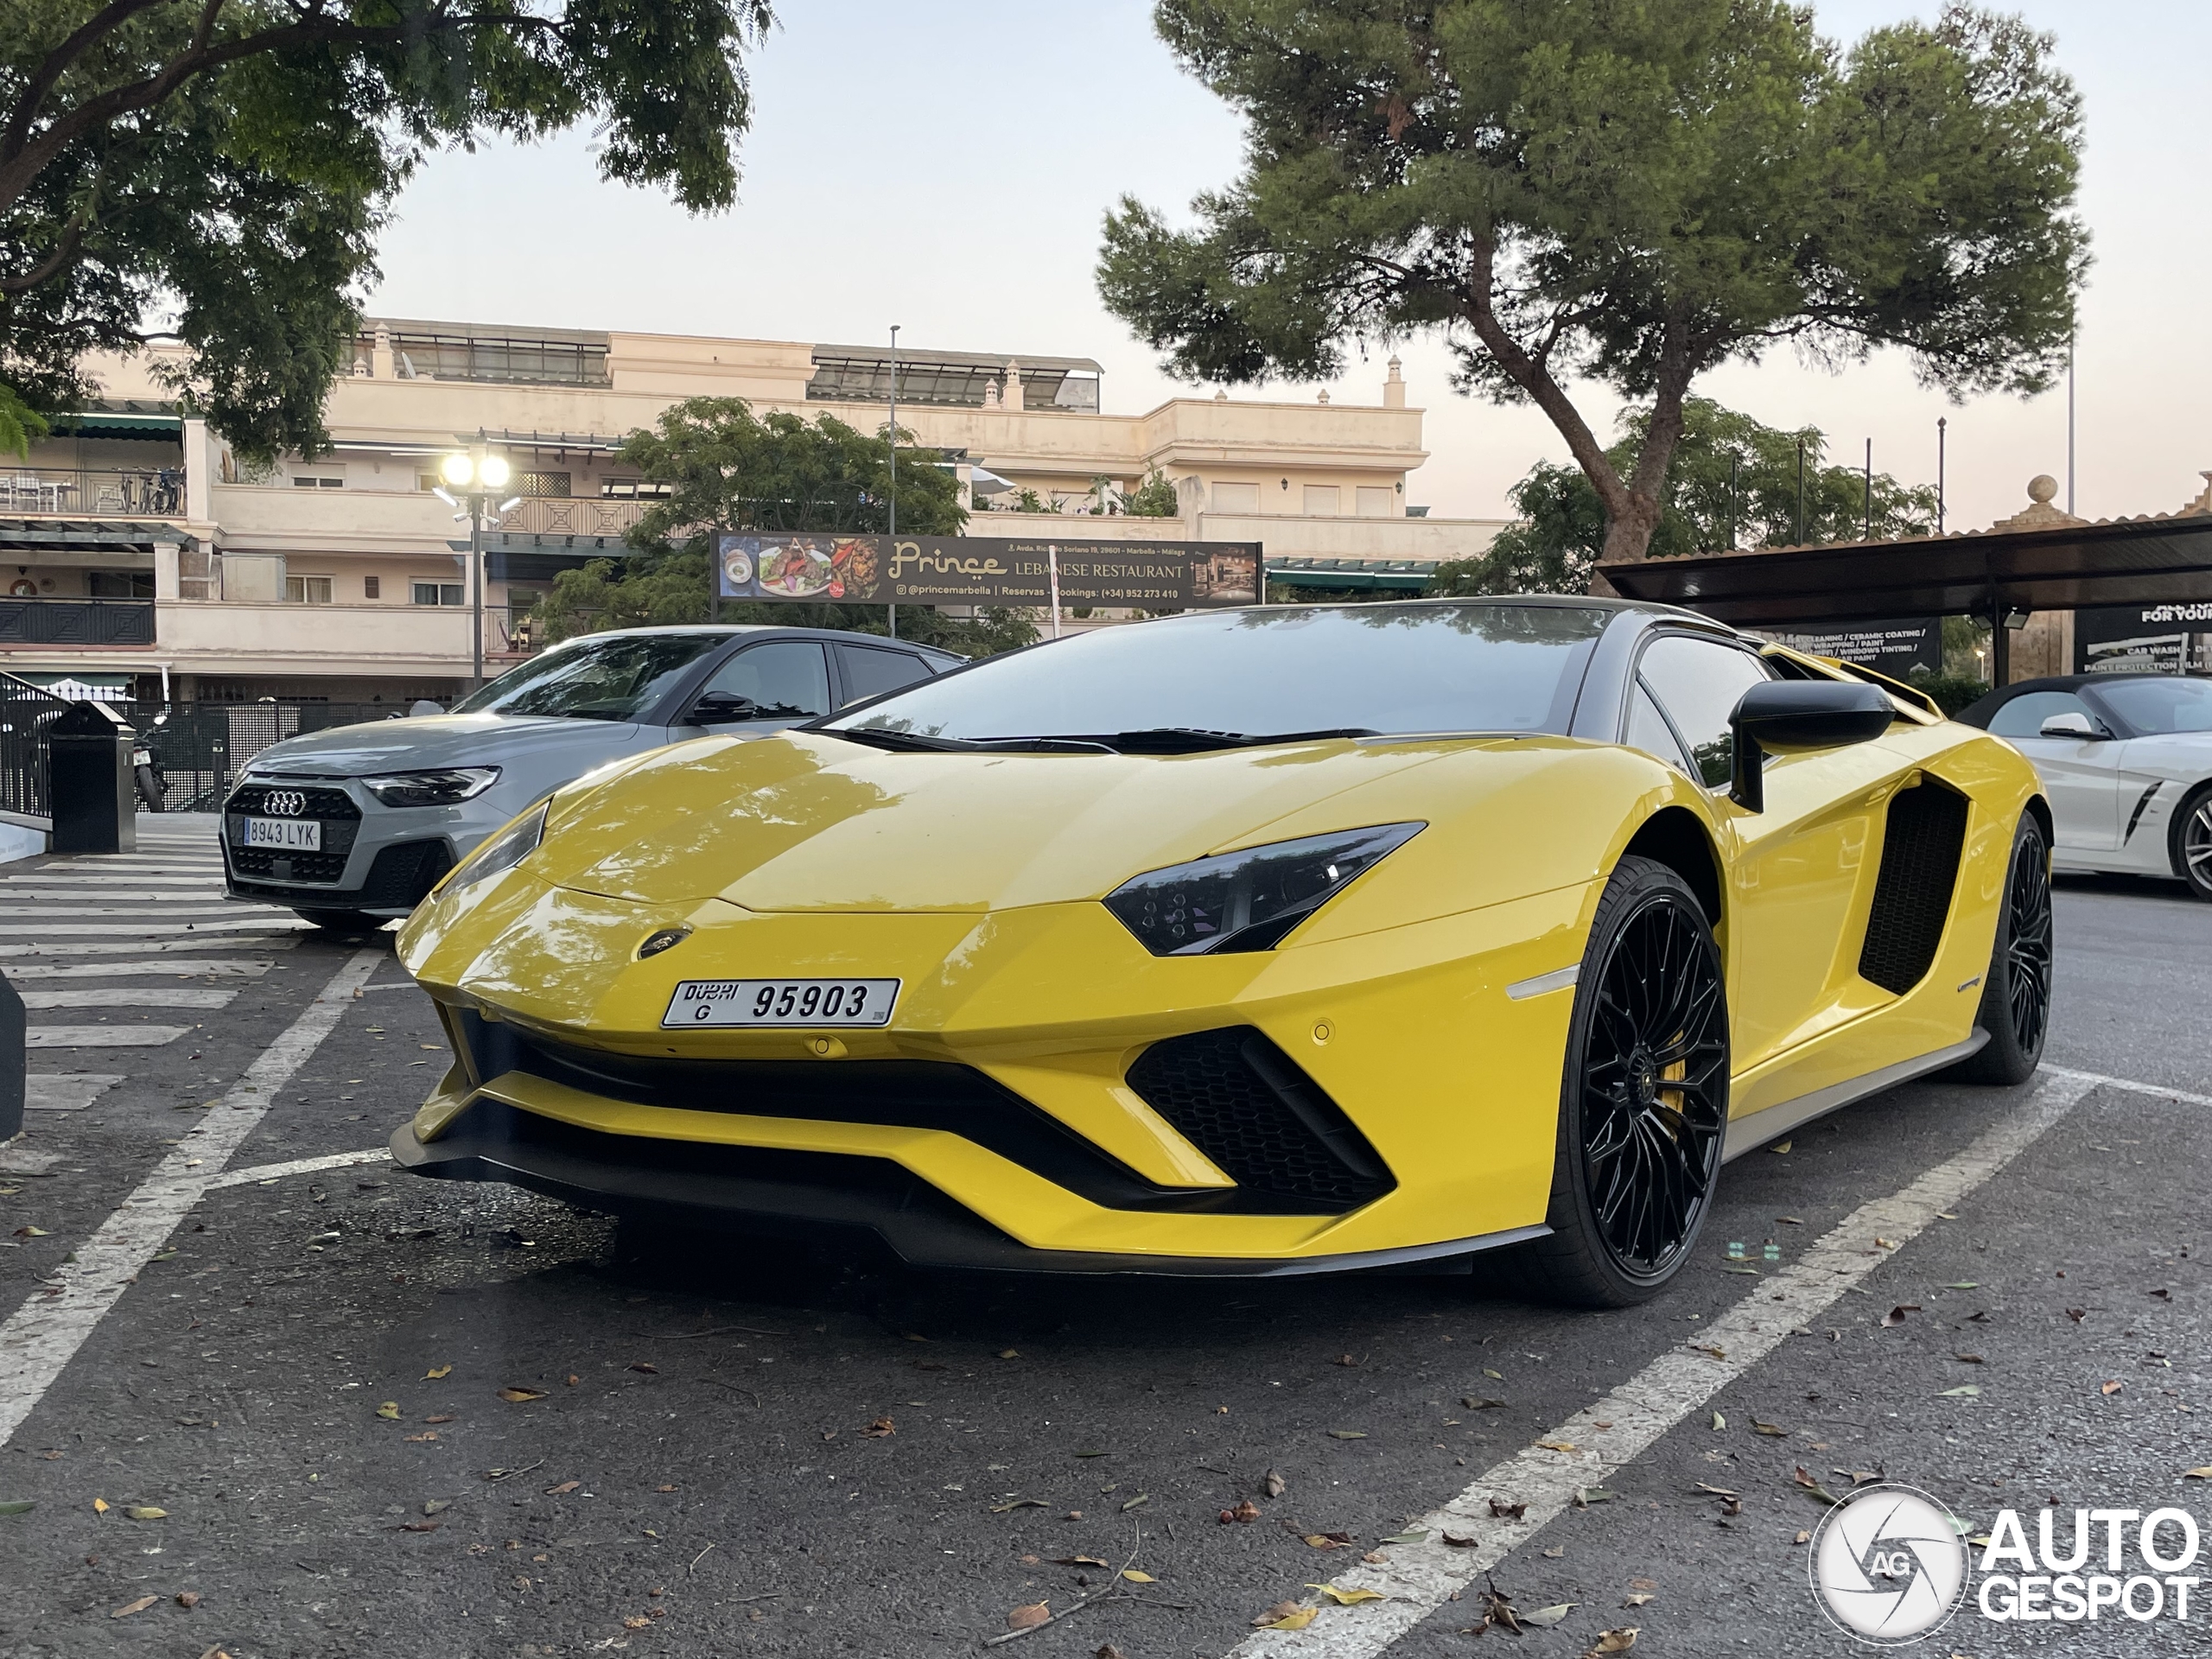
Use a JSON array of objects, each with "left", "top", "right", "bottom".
[
  {"left": 2075, "top": 601, "right": 2212, "bottom": 675},
  {"left": 714, "top": 534, "right": 1262, "bottom": 609},
  {"left": 1766, "top": 616, "right": 1942, "bottom": 677}
]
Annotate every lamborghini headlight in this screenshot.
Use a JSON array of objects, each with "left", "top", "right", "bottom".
[
  {"left": 448, "top": 801, "right": 548, "bottom": 892},
  {"left": 1103, "top": 823, "right": 1423, "bottom": 956}
]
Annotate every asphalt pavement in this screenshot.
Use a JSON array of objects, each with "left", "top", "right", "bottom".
[{"left": 0, "top": 822, "right": 2207, "bottom": 1659}]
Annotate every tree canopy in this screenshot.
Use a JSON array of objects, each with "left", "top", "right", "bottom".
[
  {"left": 1099, "top": 1, "right": 2087, "bottom": 566},
  {"left": 1429, "top": 397, "right": 1940, "bottom": 595},
  {"left": 2, "top": 0, "right": 774, "bottom": 461},
  {"left": 532, "top": 397, "right": 1040, "bottom": 658}
]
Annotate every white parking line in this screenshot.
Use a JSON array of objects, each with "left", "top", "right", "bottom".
[
  {"left": 1234, "top": 1065, "right": 2112, "bottom": 1657},
  {"left": 204, "top": 1146, "right": 395, "bottom": 1190},
  {"left": 0, "top": 948, "right": 381, "bottom": 1452},
  {"left": 2043, "top": 1063, "right": 2212, "bottom": 1109}
]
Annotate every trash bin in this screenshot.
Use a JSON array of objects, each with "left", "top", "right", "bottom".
[{"left": 49, "top": 699, "right": 138, "bottom": 855}]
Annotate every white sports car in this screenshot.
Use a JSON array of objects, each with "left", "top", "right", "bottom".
[{"left": 1957, "top": 674, "right": 2212, "bottom": 900}]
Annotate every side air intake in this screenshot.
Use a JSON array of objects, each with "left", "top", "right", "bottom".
[
  {"left": 1858, "top": 779, "right": 1970, "bottom": 995},
  {"left": 1125, "top": 1028, "right": 1393, "bottom": 1211}
]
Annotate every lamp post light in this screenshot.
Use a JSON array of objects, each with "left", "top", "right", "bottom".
[
  {"left": 435, "top": 449, "right": 518, "bottom": 690},
  {"left": 887, "top": 324, "right": 899, "bottom": 642}
]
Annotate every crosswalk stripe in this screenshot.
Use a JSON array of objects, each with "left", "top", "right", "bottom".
[
  {"left": 22, "top": 988, "right": 237, "bottom": 1010},
  {"left": 3, "top": 957, "right": 274, "bottom": 980},
  {"left": 26, "top": 1026, "right": 191, "bottom": 1047},
  {"left": 0, "top": 937, "right": 300, "bottom": 958},
  {"left": 23, "top": 1075, "right": 123, "bottom": 1112},
  {"left": 0, "top": 919, "right": 309, "bottom": 937},
  {"left": 0, "top": 906, "right": 281, "bottom": 919},
  {"left": 0, "top": 893, "right": 237, "bottom": 905}
]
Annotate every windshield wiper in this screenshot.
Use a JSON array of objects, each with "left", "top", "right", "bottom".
[
  {"left": 1080, "top": 727, "right": 1380, "bottom": 754},
  {"left": 822, "top": 727, "right": 981, "bottom": 753}
]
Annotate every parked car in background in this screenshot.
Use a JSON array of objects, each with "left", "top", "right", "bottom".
[
  {"left": 1955, "top": 673, "right": 2212, "bottom": 901},
  {"left": 221, "top": 626, "right": 962, "bottom": 930}
]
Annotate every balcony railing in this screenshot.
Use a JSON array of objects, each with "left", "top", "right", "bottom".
[
  {"left": 0, "top": 597, "right": 156, "bottom": 645},
  {"left": 1, "top": 467, "right": 185, "bottom": 517},
  {"left": 492, "top": 496, "right": 647, "bottom": 538}
]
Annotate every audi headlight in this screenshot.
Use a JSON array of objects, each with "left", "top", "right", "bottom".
[
  {"left": 362, "top": 766, "right": 500, "bottom": 808},
  {"left": 448, "top": 801, "right": 547, "bottom": 892},
  {"left": 1103, "top": 823, "right": 1423, "bottom": 956}
]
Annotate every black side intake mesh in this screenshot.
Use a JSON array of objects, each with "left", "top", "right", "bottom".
[
  {"left": 1125, "top": 1028, "right": 1393, "bottom": 1210},
  {"left": 1859, "top": 779, "right": 1970, "bottom": 995}
]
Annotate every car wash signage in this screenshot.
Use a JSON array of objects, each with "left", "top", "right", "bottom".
[
  {"left": 1767, "top": 616, "right": 1942, "bottom": 677},
  {"left": 2075, "top": 601, "right": 2212, "bottom": 675},
  {"left": 715, "top": 534, "right": 1262, "bottom": 609}
]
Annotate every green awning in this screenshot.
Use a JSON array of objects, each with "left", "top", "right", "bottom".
[{"left": 50, "top": 405, "right": 183, "bottom": 442}]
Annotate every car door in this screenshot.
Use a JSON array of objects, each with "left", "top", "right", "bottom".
[
  {"left": 1984, "top": 690, "right": 2121, "bottom": 853},
  {"left": 1637, "top": 633, "right": 1913, "bottom": 1077},
  {"left": 673, "top": 639, "right": 834, "bottom": 737},
  {"left": 835, "top": 641, "right": 938, "bottom": 709}
]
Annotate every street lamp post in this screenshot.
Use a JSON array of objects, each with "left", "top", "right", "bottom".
[
  {"left": 436, "top": 449, "right": 518, "bottom": 691},
  {"left": 887, "top": 324, "right": 899, "bottom": 642}
]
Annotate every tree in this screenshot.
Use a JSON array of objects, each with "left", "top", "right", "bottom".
[
  {"left": 1430, "top": 397, "right": 1941, "bottom": 595},
  {"left": 1098, "top": 2, "right": 2086, "bottom": 567},
  {"left": 533, "top": 397, "right": 1040, "bottom": 658},
  {"left": 2, "top": 0, "right": 773, "bottom": 461}
]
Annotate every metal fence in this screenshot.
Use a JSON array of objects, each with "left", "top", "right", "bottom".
[
  {"left": 123, "top": 702, "right": 420, "bottom": 811},
  {"left": 0, "top": 673, "right": 69, "bottom": 819},
  {"left": 0, "top": 598, "right": 157, "bottom": 645}
]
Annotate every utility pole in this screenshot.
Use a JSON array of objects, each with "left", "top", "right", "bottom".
[
  {"left": 1795, "top": 436, "right": 1806, "bottom": 545},
  {"left": 1937, "top": 417, "right": 1948, "bottom": 536},
  {"left": 1727, "top": 451, "right": 1738, "bottom": 550},
  {"left": 1863, "top": 439, "right": 1872, "bottom": 541},
  {"left": 2067, "top": 324, "right": 2077, "bottom": 515},
  {"left": 887, "top": 324, "right": 899, "bottom": 640}
]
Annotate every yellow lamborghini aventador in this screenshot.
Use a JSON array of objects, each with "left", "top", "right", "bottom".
[{"left": 391, "top": 599, "right": 2052, "bottom": 1304}]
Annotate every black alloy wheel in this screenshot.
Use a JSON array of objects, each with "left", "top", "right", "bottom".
[
  {"left": 1504, "top": 855, "right": 1730, "bottom": 1306},
  {"left": 1952, "top": 813, "right": 2054, "bottom": 1085},
  {"left": 2175, "top": 784, "right": 2212, "bottom": 903}
]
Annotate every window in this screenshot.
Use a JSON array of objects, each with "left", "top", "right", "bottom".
[
  {"left": 449, "top": 632, "right": 728, "bottom": 721},
  {"left": 699, "top": 642, "right": 832, "bottom": 720},
  {"left": 86, "top": 570, "right": 154, "bottom": 599},
  {"left": 2089, "top": 677, "right": 2212, "bottom": 735},
  {"left": 363, "top": 575, "right": 381, "bottom": 600},
  {"left": 1356, "top": 486, "right": 1395, "bottom": 518},
  {"left": 1302, "top": 486, "right": 1341, "bottom": 516},
  {"left": 291, "top": 475, "right": 344, "bottom": 489},
  {"left": 1626, "top": 683, "right": 1693, "bottom": 775},
  {"left": 284, "top": 575, "right": 334, "bottom": 604},
  {"left": 413, "top": 582, "right": 466, "bottom": 607},
  {"left": 1637, "top": 634, "right": 1772, "bottom": 790},
  {"left": 518, "top": 472, "right": 570, "bottom": 499},
  {"left": 836, "top": 645, "right": 933, "bottom": 708},
  {"left": 1986, "top": 690, "right": 2097, "bottom": 738},
  {"left": 1210, "top": 481, "right": 1260, "bottom": 513}
]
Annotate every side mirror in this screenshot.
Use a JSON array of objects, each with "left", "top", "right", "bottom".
[
  {"left": 690, "top": 691, "right": 759, "bottom": 725},
  {"left": 1728, "top": 680, "right": 1895, "bottom": 813},
  {"left": 2037, "top": 711, "right": 2107, "bottom": 741}
]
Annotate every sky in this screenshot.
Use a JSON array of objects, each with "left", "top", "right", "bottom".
[{"left": 366, "top": 0, "right": 2212, "bottom": 537}]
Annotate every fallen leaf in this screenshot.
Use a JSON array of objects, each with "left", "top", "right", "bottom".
[
  {"left": 1219, "top": 1499, "right": 1259, "bottom": 1524},
  {"left": 546, "top": 1481, "right": 581, "bottom": 1496},
  {"left": 1488, "top": 1497, "right": 1526, "bottom": 1519},
  {"left": 1777, "top": 1215, "right": 1803, "bottom": 1225},
  {"left": 656, "top": 1484, "right": 678, "bottom": 1493},
  {"left": 1309, "top": 1583, "right": 1386, "bottom": 1605},
  {"left": 375, "top": 1402, "right": 400, "bottom": 1421},
  {"left": 1096, "top": 1646, "right": 1125, "bottom": 1659},
  {"left": 2066, "top": 1308, "right": 2086, "bottom": 1323},
  {"left": 1711, "top": 1411, "right": 1726, "bottom": 1431},
  {"left": 1522, "top": 1604, "right": 1575, "bottom": 1628},
  {"left": 423, "top": 1414, "right": 456, "bottom": 1424},
  {"left": 1052, "top": 1555, "right": 1109, "bottom": 1567},
  {"left": 988, "top": 1498, "right": 1046, "bottom": 1514},
  {"left": 1262, "top": 1467, "right": 1287, "bottom": 1497},
  {"left": 565, "top": 1374, "right": 580, "bottom": 1387},
  {"left": 1881, "top": 1305, "right": 1920, "bottom": 1327},
  {"left": 1441, "top": 1532, "right": 1478, "bottom": 1548},
  {"left": 1792, "top": 1467, "right": 1844, "bottom": 1504},
  {"left": 2101, "top": 1380, "right": 2124, "bottom": 1396},
  {"left": 1768, "top": 1140, "right": 1791, "bottom": 1155},
  {"left": 1122, "top": 1569, "right": 1155, "bottom": 1583},
  {"left": 404, "top": 1433, "right": 439, "bottom": 1444},
  {"left": 1574, "top": 1488, "right": 1615, "bottom": 1506},
  {"left": 11, "top": 1226, "right": 49, "bottom": 1237},
  {"left": 862, "top": 1417, "right": 895, "bottom": 1438},
  {"left": 1259, "top": 1605, "right": 1318, "bottom": 1630},
  {"left": 1872, "top": 1237, "right": 1897, "bottom": 1250},
  {"left": 124, "top": 1506, "right": 166, "bottom": 1521},
  {"left": 623, "top": 1615, "right": 652, "bottom": 1630},
  {"left": 1335, "top": 1353, "right": 1360, "bottom": 1367},
  {"left": 1007, "top": 1601, "right": 1051, "bottom": 1630},
  {"left": 1483, "top": 1368, "right": 1503, "bottom": 1380},
  {"left": 398, "top": 1519, "right": 442, "bottom": 1533},
  {"left": 497, "top": 1388, "right": 547, "bottom": 1403},
  {"left": 998, "top": 1349, "right": 1020, "bottom": 1361},
  {"left": 1752, "top": 1421, "right": 1789, "bottom": 1438},
  {"left": 1942, "top": 1281, "right": 1980, "bottom": 1290},
  {"left": 1543, "top": 1545, "right": 1565, "bottom": 1557},
  {"left": 1536, "top": 1440, "right": 1577, "bottom": 1454},
  {"left": 2184, "top": 1468, "right": 2212, "bottom": 1480},
  {"left": 1938, "top": 1385, "right": 1981, "bottom": 1397},
  {"left": 175, "top": 1590, "right": 200, "bottom": 1608},
  {"left": 1121, "top": 1493, "right": 1149, "bottom": 1511},
  {"left": 423, "top": 1500, "right": 451, "bottom": 1516},
  {"left": 1688, "top": 1344, "right": 1726, "bottom": 1361},
  {"left": 1953, "top": 1352, "right": 1985, "bottom": 1364},
  {"left": 111, "top": 1595, "right": 159, "bottom": 1618},
  {"left": 92, "top": 1497, "right": 108, "bottom": 1514},
  {"left": 1380, "top": 1529, "right": 1428, "bottom": 1543},
  {"left": 1624, "top": 1593, "right": 1655, "bottom": 1608},
  {"left": 2150, "top": 1287, "right": 2173, "bottom": 1300},
  {"left": 1585, "top": 1629, "right": 1639, "bottom": 1656},
  {"left": 1629, "top": 1577, "right": 1658, "bottom": 1591},
  {"left": 1303, "top": 1532, "right": 1355, "bottom": 1549},
  {"left": 628, "top": 1363, "right": 659, "bottom": 1376},
  {"left": 1794, "top": 1529, "right": 1812, "bottom": 1545},
  {"left": 1694, "top": 1484, "right": 1738, "bottom": 1498},
  {"left": 0, "top": 1501, "right": 33, "bottom": 1516},
  {"left": 1327, "top": 1430, "right": 1367, "bottom": 1440},
  {"left": 1460, "top": 1396, "right": 1507, "bottom": 1410},
  {"left": 425, "top": 1365, "right": 452, "bottom": 1380}
]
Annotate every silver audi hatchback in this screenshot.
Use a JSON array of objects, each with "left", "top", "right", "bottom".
[{"left": 220, "top": 625, "right": 961, "bottom": 929}]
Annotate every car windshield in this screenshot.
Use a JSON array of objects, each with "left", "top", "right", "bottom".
[
  {"left": 2093, "top": 676, "right": 2212, "bottom": 735},
  {"left": 819, "top": 603, "right": 1609, "bottom": 746},
  {"left": 448, "top": 633, "right": 728, "bottom": 721}
]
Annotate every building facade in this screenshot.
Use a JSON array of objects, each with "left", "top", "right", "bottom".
[{"left": 0, "top": 321, "right": 1503, "bottom": 702}]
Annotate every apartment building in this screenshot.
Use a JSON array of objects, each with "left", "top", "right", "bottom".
[{"left": 0, "top": 321, "right": 1504, "bottom": 703}]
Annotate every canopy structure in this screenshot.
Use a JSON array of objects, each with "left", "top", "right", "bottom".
[
  {"left": 1599, "top": 499, "right": 2212, "bottom": 680},
  {"left": 1267, "top": 556, "right": 1440, "bottom": 592}
]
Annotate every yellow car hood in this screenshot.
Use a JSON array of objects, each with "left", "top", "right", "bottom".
[{"left": 536, "top": 729, "right": 1483, "bottom": 912}]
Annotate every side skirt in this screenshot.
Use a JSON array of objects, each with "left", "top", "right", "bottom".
[{"left": 1720, "top": 1032, "right": 1989, "bottom": 1162}]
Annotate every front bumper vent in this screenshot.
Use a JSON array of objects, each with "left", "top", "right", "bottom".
[{"left": 1126, "top": 1028, "right": 1393, "bottom": 1209}]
